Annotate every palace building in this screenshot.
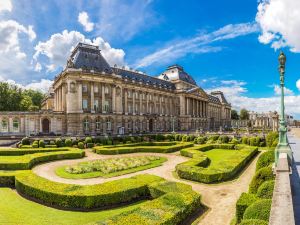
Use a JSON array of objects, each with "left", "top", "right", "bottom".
[{"left": 0, "top": 43, "right": 231, "bottom": 136}]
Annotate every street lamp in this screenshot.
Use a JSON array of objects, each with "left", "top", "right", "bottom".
[{"left": 275, "top": 51, "right": 293, "bottom": 165}]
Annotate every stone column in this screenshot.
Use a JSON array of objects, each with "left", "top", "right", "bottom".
[
  {"left": 139, "top": 91, "right": 142, "bottom": 115},
  {"left": 146, "top": 93, "right": 149, "bottom": 113},
  {"left": 102, "top": 84, "right": 105, "bottom": 113},
  {"left": 112, "top": 85, "right": 116, "bottom": 113},
  {"left": 91, "top": 84, "right": 95, "bottom": 113},
  {"left": 132, "top": 91, "right": 135, "bottom": 115},
  {"left": 186, "top": 97, "right": 190, "bottom": 115},
  {"left": 62, "top": 84, "right": 65, "bottom": 112},
  {"left": 78, "top": 83, "right": 82, "bottom": 112},
  {"left": 179, "top": 96, "right": 185, "bottom": 115},
  {"left": 159, "top": 95, "right": 162, "bottom": 115},
  {"left": 125, "top": 90, "right": 128, "bottom": 115}
]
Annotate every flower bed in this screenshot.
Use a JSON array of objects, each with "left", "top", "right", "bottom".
[
  {"left": 176, "top": 144, "right": 258, "bottom": 183},
  {"left": 55, "top": 156, "right": 167, "bottom": 179},
  {"left": 93, "top": 142, "right": 193, "bottom": 155}
]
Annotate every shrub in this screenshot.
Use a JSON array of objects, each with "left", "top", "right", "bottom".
[
  {"left": 182, "top": 135, "right": 188, "bottom": 142},
  {"left": 218, "top": 135, "right": 229, "bottom": 144},
  {"left": 257, "top": 180, "right": 275, "bottom": 199},
  {"left": 196, "top": 136, "right": 206, "bottom": 144},
  {"left": 175, "top": 134, "right": 182, "bottom": 141},
  {"left": 271, "top": 138, "right": 279, "bottom": 147},
  {"left": 208, "top": 135, "right": 219, "bottom": 142},
  {"left": 239, "top": 219, "right": 268, "bottom": 225},
  {"left": 242, "top": 137, "right": 249, "bottom": 145},
  {"left": 230, "top": 138, "right": 239, "bottom": 144},
  {"left": 32, "top": 140, "right": 39, "bottom": 148},
  {"left": 266, "top": 131, "right": 279, "bottom": 147},
  {"left": 249, "top": 137, "right": 260, "bottom": 146},
  {"left": 249, "top": 167, "right": 274, "bottom": 194},
  {"left": 21, "top": 137, "right": 30, "bottom": 145},
  {"left": 65, "top": 139, "right": 72, "bottom": 147},
  {"left": 256, "top": 150, "right": 275, "bottom": 171},
  {"left": 236, "top": 193, "right": 258, "bottom": 223},
  {"left": 55, "top": 138, "right": 63, "bottom": 147},
  {"left": 50, "top": 140, "right": 56, "bottom": 145},
  {"left": 38, "top": 140, "right": 45, "bottom": 148},
  {"left": 243, "top": 199, "right": 272, "bottom": 221},
  {"left": 86, "top": 143, "right": 94, "bottom": 148},
  {"left": 85, "top": 137, "right": 93, "bottom": 144},
  {"left": 107, "top": 139, "right": 113, "bottom": 145},
  {"left": 78, "top": 142, "right": 84, "bottom": 149}
]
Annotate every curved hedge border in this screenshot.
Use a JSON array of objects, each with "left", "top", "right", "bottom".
[
  {"left": 93, "top": 142, "right": 194, "bottom": 155},
  {"left": 176, "top": 144, "right": 258, "bottom": 183},
  {"left": 1, "top": 171, "right": 202, "bottom": 224},
  {"left": 0, "top": 147, "right": 69, "bottom": 156},
  {"left": 0, "top": 148, "right": 85, "bottom": 170}
]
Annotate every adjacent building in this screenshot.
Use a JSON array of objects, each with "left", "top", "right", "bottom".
[{"left": 0, "top": 43, "right": 231, "bottom": 136}]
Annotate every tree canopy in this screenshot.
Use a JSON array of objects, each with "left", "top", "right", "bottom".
[
  {"left": 0, "top": 82, "right": 45, "bottom": 111},
  {"left": 231, "top": 109, "right": 239, "bottom": 120},
  {"left": 240, "top": 108, "right": 250, "bottom": 120}
]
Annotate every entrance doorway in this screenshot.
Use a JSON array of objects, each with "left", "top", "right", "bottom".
[
  {"left": 42, "top": 118, "right": 50, "bottom": 133},
  {"left": 149, "top": 119, "right": 154, "bottom": 132}
]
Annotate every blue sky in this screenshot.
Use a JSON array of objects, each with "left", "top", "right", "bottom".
[{"left": 0, "top": 0, "right": 300, "bottom": 118}]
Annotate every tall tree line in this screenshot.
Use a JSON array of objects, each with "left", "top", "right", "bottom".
[{"left": 0, "top": 82, "right": 45, "bottom": 111}]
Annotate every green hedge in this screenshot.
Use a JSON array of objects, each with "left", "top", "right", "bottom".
[
  {"left": 243, "top": 199, "right": 272, "bottom": 221},
  {"left": 239, "top": 219, "right": 268, "bottom": 225},
  {"left": 0, "top": 171, "right": 17, "bottom": 187},
  {"left": 176, "top": 145, "right": 258, "bottom": 183},
  {"left": 0, "top": 147, "right": 68, "bottom": 156},
  {"left": 0, "top": 148, "right": 85, "bottom": 170},
  {"left": 256, "top": 180, "right": 275, "bottom": 199},
  {"left": 256, "top": 150, "right": 275, "bottom": 171},
  {"left": 93, "top": 181, "right": 202, "bottom": 225},
  {"left": 249, "top": 166, "right": 274, "bottom": 194},
  {"left": 236, "top": 193, "right": 257, "bottom": 223},
  {"left": 93, "top": 142, "right": 193, "bottom": 155}
]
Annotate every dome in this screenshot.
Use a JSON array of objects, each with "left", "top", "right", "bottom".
[{"left": 157, "top": 64, "right": 196, "bottom": 85}]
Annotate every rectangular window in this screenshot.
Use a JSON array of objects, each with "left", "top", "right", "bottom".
[
  {"left": 82, "top": 84, "right": 88, "bottom": 93},
  {"left": 104, "top": 100, "right": 109, "bottom": 112},
  {"left": 107, "top": 122, "right": 111, "bottom": 131},
  {"left": 82, "top": 99, "right": 88, "bottom": 110},
  {"left": 94, "top": 85, "right": 98, "bottom": 93},
  {"left": 94, "top": 100, "right": 99, "bottom": 111},
  {"left": 128, "top": 90, "right": 131, "bottom": 98},
  {"left": 105, "top": 87, "right": 109, "bottom": 94}
]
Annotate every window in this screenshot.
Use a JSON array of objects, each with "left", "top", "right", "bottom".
[
  {"left": 1, "top": 119, "right": 8, "bottom": 132},
  {"left": 149, "top": 94, "right": 152, "bottom": 100},
  {"left": 82, "top": 99, "right": 88, "bottom": 110},
  {"left": 83, "top": 119, "right": 89, "bottom": 132},
  {"left": 105, "top": 86, "right": 109, "bottom": 94},
  {"left": 94, "top": 85, "right": 98, "bottom": 93},
  {"left": 82, "top": 84, "right": 88, "bottom": 93},
  {"left": 96, "top": 118, "right": 101, "bottom": 131},
  {"left": 107, "top": 121, "right": 111, "bottom": 131},
  {"left": 128, "top": 90, "right": 131, "bottom": 98},
  {"left": 13, "top": 119, "right": 19, "bottom": 132},
  {"left": 104, "top": 100, "right": 109, "bottom": 112},
  {"left": 135, "top": 92, "right": 139, "bottom": 99},
  {"left": 94, "top": 100, "right": 99, "bottom": 111},
  {"left": 128, "top": 104, "right": 132, "bottom": 113}
]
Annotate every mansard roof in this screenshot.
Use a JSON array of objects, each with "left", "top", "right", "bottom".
[
  {"left": 208, "top": 94, "right": 221, "bottom": 104},
  {"left": 111, "top": 67, "right": 175, "bottom": 90},
  {"left": 67, "top": 43, "right": 113, "bottom": 73},
  {"left": 158, "top": 64, "right": 197, "bottom": 85},
  {"left": 210, "top": 91, "right": 230, "bottom": 105}
]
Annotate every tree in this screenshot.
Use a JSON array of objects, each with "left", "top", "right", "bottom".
[
  {"left": 240, "top": 108, "right": 249, "bottom": 120},
  {"left": 20, "top": 95, "right": 33, "bottom": 110},
  {"left": 24, "top": 89, "right": 45, "bottom": 108},
  {"left": 231, "top": 109, "right": 239, "bottom": 120}
]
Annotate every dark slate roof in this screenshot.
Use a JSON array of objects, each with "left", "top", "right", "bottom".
[
  {"left": 67, "top": 43, "right": 113, "bottom": 73},
  {"left": 210, "top": 91, "right": 229, "bottom": 104},
  {"left": 112, "top": 67, "right": 175, "bottom": 90},
  {"left": 208, "top": 95, "right": 221, "bottom": 104},
  {"left": 159, "top": 65, "right": 197, "bottom": 85}
]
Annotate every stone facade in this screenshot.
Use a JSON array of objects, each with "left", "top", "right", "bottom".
[{"left": 0, "top": 43, "right": 231, "bottom": 136}]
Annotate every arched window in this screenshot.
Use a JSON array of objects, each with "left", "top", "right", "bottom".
[
  {"left": 83, "top": 118, "right": 89, "bottom": 132},
  {"left": 1, "top": 119, "right": 8, "bottom": 132},
  {"left": 13, "top": 119, "right": 19, "bottom": 132}
]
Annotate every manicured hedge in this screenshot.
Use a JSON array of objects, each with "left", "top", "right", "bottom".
[
  {"left": 256, "top": 150, "right": 275, "bottom": 171},
  {"left": 0, "top": 148, "right": 85, "bottom": 170},
  {"left": 249, "top": 166, "right": 274, "bottom": 194},
  {"left": 256, "top": 180, "right": 275, "bottom": 199},
  {"left": 93, "top": 142, "right": 193, "bottom": 155},
  {"left": 0, "top": 171, "right": 18, "bottom": 187},
  {"left": 236, "top": 193, "right": 257, "bottom": 223},
  {"left": 0, "top": 147, "right": 68, "bottom": 156},
  {"left": 93, "top": 181, "right": 202, "bottom": 225},
  {"left": 239, "top": 219, "right": 268, "bottom": 225},
  {"left": 243, "top": 199, "right": 272, "bottom": 221},
  {"left": 176, "top": 145, "right": 258, "bottom": 183}
]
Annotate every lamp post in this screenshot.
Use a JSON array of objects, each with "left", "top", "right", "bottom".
[{"left": 275, "top": 51, "right": 293, "bottom": 165}]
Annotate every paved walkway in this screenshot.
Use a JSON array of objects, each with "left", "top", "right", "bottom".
[
  {"left": 33, "top": 149, "right": 259, "bottom": 225},
  {"left": 289, "top": 129, "right": 300, "bottom": 224}
]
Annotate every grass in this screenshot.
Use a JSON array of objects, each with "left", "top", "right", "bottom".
[
  {"left": 55, "top": 156, "right": 167, "bottom": 179},
  {"left": 204, "top": 149, "right": 244, "bottom": 168},
  {"left": 0, "top": 188, "right": 146, "bottom": 225}
]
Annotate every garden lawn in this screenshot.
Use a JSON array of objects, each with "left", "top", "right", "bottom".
[
  {"left": 204, "top": 149, "right": 244, "bottom": 168},
  {"left": 55, "top": 156, "right": 167, "bottom": 179},
  {"left": 0, "top": 188, "right": 146, "bottom": 225}
]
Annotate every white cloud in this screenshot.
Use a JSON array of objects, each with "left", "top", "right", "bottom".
[
  {"left": 297, "top": 79, "right": 300, "bottom": 91},
  {"left": 206, "top": 80, "right": 300, "bottom": 116},
  {"left": 0, "top": 0, "right": 12, "bottom": 12},
  {"left": 95, "top": 0, "right": 155, "bottom": 41},
  {"left": 33, "top": 30, "right": 125, "bottom": 72},
  {"left": 0, "top": 75, "right": 52, "bottom": 93},
  {"left": 78, "top": 11, "right": 94, "bottom": 32},
  {"left": 256, "top": 0, "right": 300, "bottom": 52},
  {"left": 273, "top": 84, "right": 294, "bottom": 95},
  {"left": 134, "top": 22, "right": 258, "bottom": 68},
  {"left": 34, "top": 62, "right": 42, "bottom": 72}
]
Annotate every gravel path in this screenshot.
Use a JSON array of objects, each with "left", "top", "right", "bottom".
[{"left": 32, "top": 149, "right": 259, "bottom": 225}]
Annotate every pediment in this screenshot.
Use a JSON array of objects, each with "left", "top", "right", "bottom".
[{"left": 186, "top": 87, "right": 208, "bottom": 99}]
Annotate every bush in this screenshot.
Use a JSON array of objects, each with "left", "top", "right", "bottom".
[
  {"left": 257, "top": 180, "right": 275, "bottom": 199},
  {"left": 21, "top": 137, "right": 30, "bottom": 145},
  {"left": 239, "top": 219, "right": 268, "bottom": 225},
  {"left": 78, "top": 142, "right": 84, "bottom": 149},
  {"left": 65, "top": 139, "right": 72, "bottom": 147},
  {"left": 55, "top": 138, "right": 63, "bottom": 147},
  {"left": 175, "top": 134, "right": 182, "bottom": 141},
  {"left": 230, "top": 138, "right": 239, "bottom": 145},
  {"left": 249, "top": 137, "right": 260, "bottom": 146},
  {"left": 196, "top": 136, "right": 206, "bottom": 144},
  {"left": 85, "top": 137, "right": 93, "bottom": 144},
  {"left": 256, "top": 150, "right": 275, "bottom": 171},
  {"left": 236, "top": 193, "right": 258, "bottom": 223},
  {"left": 38, "top": 140, "right": 45, "bottom": 148},
  {"left": 271, "top": 138, "right": 279, "bottom": 147},
  {"left": 86, "top": 143, "right": 94, "bottom": 148},
  {"left": 50, "top": 140, "right": 56, "bottom": 145},
  {"left": 218, "top": 135, "right": 229, "bottom": 144},
  {"left": 242, "top": 137, "right": 249, "bottom": 145},
  {"left": 266, "top": 131, "right": 279, "bottom": 147},
  {"left": 243, "top": 199, "right": 272, "bottom": 221},
  {"left": 182, "top": 135, "right": 188, "bottom": 142},
  {"left": 32, "top": 140, "right": 39, "bottom": 148},
  {"left": 249, "top": 167, "right": 275, "bottom": 194}
]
